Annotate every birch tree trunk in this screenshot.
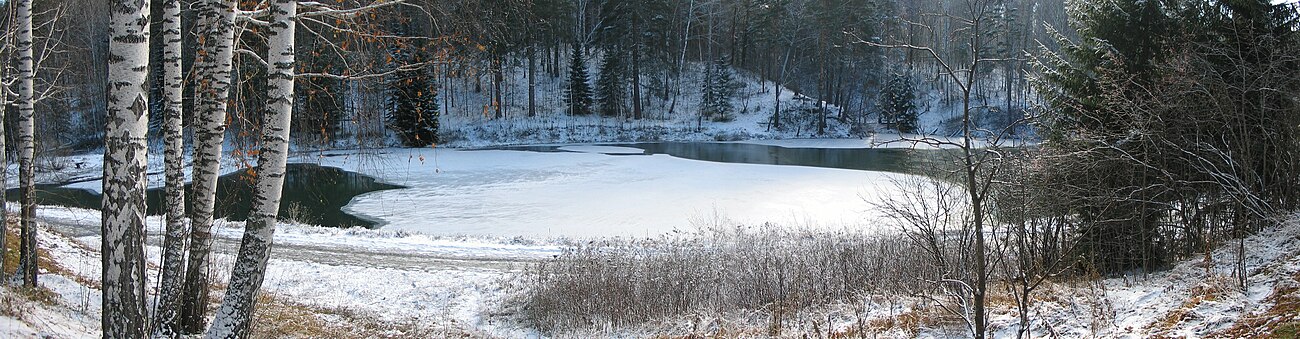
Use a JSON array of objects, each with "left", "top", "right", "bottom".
[
  {"left": 152, "top": 0, "right": 188, "bottom": 336},
  {"left": 15, "top": 0, "right": 39, "bottom": 288},
  {"left": 179, "top": 0, "right": 237, "bottom": 333},
  {"left": 206, "top": 1, "right": 296, "bottom": 337},
  {"left": 0, "top": 46, "right": 8, "bottom": 283},
  {"left": 102, "top": 0, "right": 151, "bottom": 337}
]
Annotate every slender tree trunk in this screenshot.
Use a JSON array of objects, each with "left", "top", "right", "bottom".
[
  {"left": 152, "top": 0, "right": 188, "bottom": 336},
  {"left": 631, "top": 47, "right": 642, "bottom": 120},
  {"left": 493, "top": 55, "right": 504, "bottom": 119},
  {"left": 206, "top": 1, "right": 295, "bottom": 337},
  {"left": 103, "top": 0, "right": 151, "bottom": 337},
  {"left": 965, "top": 21, "right": 988, "bottom": 339},
  {"left": 815, "top": 37, "right": 827, "bottom": 136},
  {"left": 0, "top": 63, "right": 6, "bottom": 282},
  {"left": 180, "top": 0, "right": 237, "bottom": 333},
  {"left": 528, "top": 44, "right": 537, "bottom": 117},
  {"left": 15, "top": 0, "right": 39, "bottom": 289}
]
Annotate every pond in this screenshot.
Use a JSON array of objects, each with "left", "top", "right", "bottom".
[
  {"left": 342, "top": 142, "right": 954, "bottom": 236},
  {"left": 24, "top": 142, "right": 951, "bottom": 234},
  {"left": 9, "top": 163, "right": 403, "bottom": 228},
  {"left": 503, "top": 142, "right": 952, "bottom": 174}
]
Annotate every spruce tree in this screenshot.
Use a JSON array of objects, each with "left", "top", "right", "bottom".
[
  {"left": 701, "top": 57, "right": 738, "bottom": 122},
  {"left": 564, "top": 43, "right": 593, "bottom": 115},
  {"left": 595, "top": 48, "right": 627, "bottom": 117},
  {"left": 878, "top": 73, "right": 918, "bottom": 133},
  {"left": 1032, "top": 0, "right": 1174, "bottom": 139},
  {"left": 385, "top": 49, "right": 440, "bottom": 147}
]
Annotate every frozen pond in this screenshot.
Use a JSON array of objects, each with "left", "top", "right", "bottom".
[
  {"left": 36, "top": 141, "right": 946, "bottom": 237},
  {"left": 336, "top": 142, "right": 946, "bottom": 237}
]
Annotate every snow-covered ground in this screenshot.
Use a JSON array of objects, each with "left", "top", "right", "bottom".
[
  {"left": 5, "top": 205, "right": 555, "bottom": 337},
  {"left": 9, "top": 206, "right": 1300, "bottom": 337},
  {"left": 986, "top": 214, "right": 1300, "bottom": 338}
]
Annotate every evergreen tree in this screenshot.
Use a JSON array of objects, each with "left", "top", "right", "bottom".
[
  {"left": 385, "top": 50, "right": 440, "bottom": 147},
  {"left": 701, "top": 57, "right": 739, "bottom": 122},
  {"left": 294, "top": 19, "right": 347, "bottom": 148},
  {"left": 595, "top": 48, "right": 627, "bottom": 117},
  {"left": 1032, "top": 0, "right": 1175, "bottom": 139},
  {"left": 564, "top": 42, "right": 593, "bottom": 115},
  {"left": 877, "top": 73, "right": 918, "bottom": 133},
  {"left": 1029, "top": 0, "right": 1178, "bottom": 272}
]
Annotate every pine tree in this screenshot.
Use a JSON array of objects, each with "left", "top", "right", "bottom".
[
  {"left": 386, "top": 51, "right": 440, "bottom": 147},
  {"left": 564, "top": 43, "right": 593, "bottom": 115},
  {"left": 595, "top": 49, "right": 627, "bottom": 117},
  {"left": 878, "top": 73, "right": 918, "bottom": 133},
  {"left": 1032, "top": 0, "right": 1175, "bottom": 139},
  {"left": 701, "top": 57, "right": 738, "bottom": 122}
]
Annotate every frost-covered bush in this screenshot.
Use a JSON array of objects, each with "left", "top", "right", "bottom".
[{"left": 518, "top": 224, "right": 946, "bottom": 332}]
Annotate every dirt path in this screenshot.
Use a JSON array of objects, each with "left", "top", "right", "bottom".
[{"left": 40, "top": 217, "right": 537, "bottom": 273}]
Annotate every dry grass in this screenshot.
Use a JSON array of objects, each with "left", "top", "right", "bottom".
[
  {"left": 1215, "top": 272, "right": 1300, "bottom": 338},
  {"left": 859, "top": 302, "right": 962, "bottom": 336},
  {"left": 4, "top": 218, "right": 100, "bottom": 290},
  {"left": 249, "top": 293, "right": 483, "bottom": 338},
  {"left": 1155, "top": 274, "right": 1233, "bottom": 333},
  {"left": 3, "top": 219, "right": 20, "bottom": 276}
]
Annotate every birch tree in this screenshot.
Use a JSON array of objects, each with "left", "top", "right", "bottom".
[
  {"left": 206, "top": 0, "right": 296, "bottom": 336},
  {"left": 0, "top": 56, "right": 5, "bottom": 283},
  {"left": 179, "top": 0, "right": 236, "bottom": 333},
  {"left": 14, "top": 0, "right": 38, "bottom": 288},
  {"left": 1, "top": 20, "right": 9, "bottom": 282},
  {"left": 151, "top": 0, "right": 188, "bottom": 336},
  {"left": 102, "top": 0, "right": 150, "bottom": 337}
]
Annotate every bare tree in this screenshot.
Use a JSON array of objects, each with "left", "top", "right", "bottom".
[
  {"left": 206, "top": 0, "right": 296, "bottom": 337},
  {"left": 179, "top": 0, "right": 237, "bottom": 333},
  {"left": 102, "top": 0, "right": 151, "bottom": 337},
  {"left": 151, "top": 0, "right": 188, "bottom": 336},
  {"left": 855, "top": 0, "right": 1022, "bottom": 337}
]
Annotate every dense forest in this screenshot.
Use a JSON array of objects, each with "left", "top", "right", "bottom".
[
  {"left": 2, "top": 0, "right": 1072, "bottom": 153},
  {"left": 0, "top": 0, "right": 1297, "bottom": 338}
]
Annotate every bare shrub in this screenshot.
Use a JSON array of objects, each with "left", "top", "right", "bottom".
[{"left": 518, "top": 223, "right": 945, "bottom": 333}]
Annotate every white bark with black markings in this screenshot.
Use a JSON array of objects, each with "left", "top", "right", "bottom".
[
  {"left": 206, "top": 0, "right": 296, "bottom": 337},
  {"left": 179, "top": 0, "right": 237, "bottom": 334},
  {"left": 14, "top": 0, "right": 38, "bottom": 289},
  {"left": 103, "top": 0, "right": 151, "bottom": 337},
  {"left": 0, "top": 53, "right": 6, "bottom": 283},
  {"left": 151, "top": 0, "right": 187, "bottom": 336}
]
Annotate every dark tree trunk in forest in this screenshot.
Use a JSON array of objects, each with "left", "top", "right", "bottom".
[
  {"left": 632, "top": 48, "right": 643, "bottom": 120},
  {"left": 529, "top": 45, "right": 537, "bottom": 117},
  {"left": 493, "top": 55, "right": 504, "bottom": 119}
]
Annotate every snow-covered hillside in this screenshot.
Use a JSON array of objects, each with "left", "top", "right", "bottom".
[{"left": 431, "top": 60, "right": 864, "bottom": 148}]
